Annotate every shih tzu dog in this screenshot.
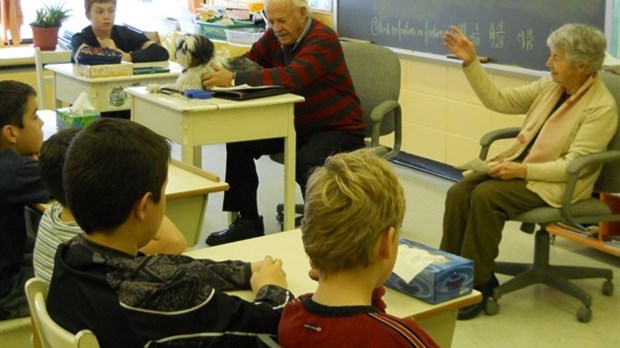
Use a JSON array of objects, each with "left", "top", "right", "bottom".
[{"left": 147, "top": 33, "right": 259, "bottom": 93}]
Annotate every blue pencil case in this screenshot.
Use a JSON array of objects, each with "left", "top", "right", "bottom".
[{"left": 76, "top": 47, "right": 122, "bottom": 65}]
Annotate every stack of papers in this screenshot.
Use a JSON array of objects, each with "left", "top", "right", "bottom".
[
  {"left": 454, "top": 158, "right": 496, "bottom": 172},
  {"left": 392, "top": 245, "right": 450, "bottom": 281}
]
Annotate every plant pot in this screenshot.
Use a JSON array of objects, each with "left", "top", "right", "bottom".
[{"left": 31, "top": 26, "right": 60, "bottom": 51}]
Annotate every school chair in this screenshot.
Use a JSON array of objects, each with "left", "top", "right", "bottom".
[
  {"left": 24, "top": 204, "right": 43, "bottom": 251},
  {"left": 34, "top": 47, "right": 71, "bottom": 110},
  {"left": 478, "top": 70, "right": 619, "bottom": 323},
  {"left": 272, "top": 41, "right": 403, "bottom": 226},
  {"left": 0, "top": 316, "right": 31, "bottom": 348},
  {"left": 25, "top": 278, "right": 100, "bottom": 348}
]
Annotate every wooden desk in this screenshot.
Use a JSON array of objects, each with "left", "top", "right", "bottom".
[
  {"left": 0, "top": 44, "right": 48, "bottom": 67},
  {"left": 34, "top": 160, "right": 228, "bottom": 247},
  {"left": 37, "top": 110, "right": 228, "bottom": 246},
  {"left": 166, "top": 160, "right": 229, "bottom": 246},
  {"left": 185, "top": 230, "right": 482, "bottom": 347},
  {"left": 126, "top": 86, "right": 304, "bottom": 231},
  {"left": 45, "top": 63, "right": 181, "bottom": 112}
]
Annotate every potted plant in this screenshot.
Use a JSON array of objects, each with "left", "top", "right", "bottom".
[{"left": 30, "top": 3, "right": 71, "bottom": 51}]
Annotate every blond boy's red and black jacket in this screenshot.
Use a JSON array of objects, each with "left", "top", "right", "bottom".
[{"left": 47, "top": 234, "right": 293, "bottom": 347}]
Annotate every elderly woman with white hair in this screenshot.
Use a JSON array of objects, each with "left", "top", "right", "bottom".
[{"left": 440, "top": 23, "right": 618, "bottom": 320}]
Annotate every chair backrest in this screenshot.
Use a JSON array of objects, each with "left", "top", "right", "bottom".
[
  {"left": 341, "top": 41, "right": 401, "bottom": 138},
  {"left": 34, "top": 48, "right": 71, "bottom": 109},
  {"left": 595, "top": 71, "right": 620, "bottom": 193},
  {"left": 25, "top": 278, "right": 100, "bottom": 348}
]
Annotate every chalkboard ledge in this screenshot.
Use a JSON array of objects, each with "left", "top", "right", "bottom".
[{"left": 389, "top": 47, "right": 547, "bottom": 79}]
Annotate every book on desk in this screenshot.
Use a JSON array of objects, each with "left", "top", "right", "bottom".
[
  {"left": 210, "top": 84, "right": 290, "bottom": 100},
  {"left": 133, "top": 61, "right": 174, "bottom": 75}
]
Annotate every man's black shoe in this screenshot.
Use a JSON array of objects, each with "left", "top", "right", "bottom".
[
  {"left": 457, "top": 274, "right": 499, "bottom": 320},
  {"left": 206, "top": 216, "right": 264, "bottom": 246}
]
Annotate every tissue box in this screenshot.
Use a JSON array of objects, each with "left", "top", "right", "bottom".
[
  {"left": 385, "top": 239, "right": 473, "bottom": 304},
  {"left": 74, "top": 63, "right": 133, "bottom": 78},
  {"left": 56, "top": 108, "right": 101, "bottom": 130}
]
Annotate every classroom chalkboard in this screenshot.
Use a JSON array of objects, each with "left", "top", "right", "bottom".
[{"left": 337, "top": 0, "right": 606, "bottom": 71}]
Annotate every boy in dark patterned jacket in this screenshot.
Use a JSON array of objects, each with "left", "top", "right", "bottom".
[{"left": 47, "top": 118, "right": 293, "bottom": 347}]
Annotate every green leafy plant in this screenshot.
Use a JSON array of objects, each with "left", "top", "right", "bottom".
[{"left": 30, "top": 3, "right": 71, "bottom": 28}]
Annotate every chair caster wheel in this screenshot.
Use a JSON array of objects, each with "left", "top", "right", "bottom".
[
  {"left": 602, "top": 280, "right": 613, "bottom": 296},
  {"left": 484, "top": 298, "right": 499, "bottom": 316},
  {"left": 576, "top": 307, "right": 591, "bottom": 323}
]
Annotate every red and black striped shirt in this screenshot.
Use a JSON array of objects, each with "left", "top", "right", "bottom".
[{"left": 238, "top": 19, "right": 365, "bottom": 139}]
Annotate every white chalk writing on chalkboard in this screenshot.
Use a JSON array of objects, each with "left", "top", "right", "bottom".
[{"left": 337, "top": 0, "right": 606, "bottom": 70}]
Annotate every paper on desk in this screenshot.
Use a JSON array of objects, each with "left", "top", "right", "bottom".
[
  {"left": 211, "top": 84, "right": 284, "bottom": 91},
  {"left": 67, "top": 92, "right": 95, "bottom": 115},
  {"left": 392, "top": 244, "right": 450, "bottom": 281},
  {"left": 454, "top": 158, "right": 496, "bottom": 173}
]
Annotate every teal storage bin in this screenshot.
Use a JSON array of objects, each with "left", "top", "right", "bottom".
[{"left": 197, "top": 20, "right": 258, "bottom": 41}]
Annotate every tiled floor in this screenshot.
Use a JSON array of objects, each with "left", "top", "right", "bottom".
[{"left": 184, "top": 144, "right": 620, "bottom": 348}]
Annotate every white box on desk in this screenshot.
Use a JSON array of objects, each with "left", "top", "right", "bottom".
[
  {"left": 74, "top": 62, "right": 133, "bottom": 78},
  {"left": 385, "top": 239, "right": 474, "bottom": 304}
]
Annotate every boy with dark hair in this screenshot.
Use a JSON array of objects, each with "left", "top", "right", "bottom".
[
  {"left": 278, "top": 148, "right": 437, "bottom": 347},
  {"left": 34, "top": 128, "right": 187, "bottom": 283},
  {"left": 46, "top": 118, "right": 293, "bottom": 347},
  {"left": 0, "top": 80, "right": 49, "bottom": 319}
]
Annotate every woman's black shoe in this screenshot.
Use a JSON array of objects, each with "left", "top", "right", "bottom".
[{"left": 457, "top": 274, "right": 499, "bottom": 320}]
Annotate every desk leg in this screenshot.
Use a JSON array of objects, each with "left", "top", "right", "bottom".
[
  {"left": 52, "top": 74, "right": 61, "bottom": 108},
  {"left": 282, "top": 122, "right": 296, "bottom": 231},
  {"left": 181, "top": 143, "right": 196, "bottom": 166},
  {"left": 165, "top": 195, "right": 206, "bottom": 247},
  {"left": 416, "top": 310, "right": 457, "bottom": 348},
  {"left": 193, "top": 145, "right": 202, "bottom": 168}
]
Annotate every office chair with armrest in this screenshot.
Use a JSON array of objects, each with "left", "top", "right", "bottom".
[
  {"left": 478, "top": 70, "right": 619, "bottom": 323},
  {"left": 34, "top": 47, "right": 72, "bottom": 110},
  {"left": 257, "top": 334, "right": 281, "bottom": 348},
  {"left": 273, "top": 41, "right": 403, "bottom": 226},
  {"left": 25, "top": 278, "right": 100, "bottom": 348}
]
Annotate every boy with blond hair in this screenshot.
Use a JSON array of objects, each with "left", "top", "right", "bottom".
[{"left": 278, "top": 148, "right": 437, "bottom": 347}]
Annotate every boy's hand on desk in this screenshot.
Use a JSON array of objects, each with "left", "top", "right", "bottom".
[
  {"left": 97, "top": 38, "right": 117, "bottom": 49},
  {"left": 250, "top": 256, "right": 288, "bottom": 291},
  {"left": 96, "top": 38, "right": 131, "bottom": 62}
]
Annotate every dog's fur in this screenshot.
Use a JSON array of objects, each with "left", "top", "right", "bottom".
[{"left": 147, "top": 34, "right": 259, "bottom": 93}]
